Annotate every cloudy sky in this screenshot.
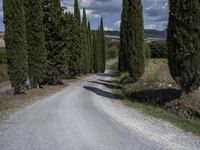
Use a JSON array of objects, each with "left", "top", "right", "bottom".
[{"left": 0, "top": 0, "right": 169, "bottom": 31}]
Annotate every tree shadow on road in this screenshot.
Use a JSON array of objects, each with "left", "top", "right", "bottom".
[
  {"left": 88, "top": 81, "right": 121, "bottom": 89},
  {"left": 84, "top": 86, "right": 121, "bottom": 100},
  {"left": 126, "top": 88, "right": 181, "bottom": 106},
  {"left": 97, "top": 72, "right": 119, "bottom": 78}
]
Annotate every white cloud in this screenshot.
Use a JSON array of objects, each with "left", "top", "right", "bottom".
[
  {"left": 104, "top": 26, "right": 114, "bottom": 31},
  {"left": 114, "top": 20, "right": 121, "bottom": 29}
]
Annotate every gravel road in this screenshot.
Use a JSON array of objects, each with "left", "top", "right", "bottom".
[{"left": 0, "top": 70, "right": 199, "bottom": 150}]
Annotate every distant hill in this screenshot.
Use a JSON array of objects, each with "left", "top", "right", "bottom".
[
  {"left": 144, "top": 29, "right": 167, "bottom": 39},
  {"left": 98, "top": 29, "right": 167, "bottom": 39}
]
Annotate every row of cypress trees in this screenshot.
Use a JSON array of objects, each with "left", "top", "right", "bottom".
[
  {"left": 119, "top": 0, "right": 200, "bottom": 97},
  {"left": 3, "top": 0, "right": 106, "bottom": 94}
]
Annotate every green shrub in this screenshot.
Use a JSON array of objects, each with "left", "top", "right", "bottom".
[
  {"left": 107, "top": 41, "right": 119, "bottom": 49},
  {"left": 106, "top": 45, "right": 118, "bottom": 59},
  {"left": 149, "top": 41, "right": 167, "bottom": 58}
]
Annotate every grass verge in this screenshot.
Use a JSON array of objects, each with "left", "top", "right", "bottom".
[
  {"left": 112, "top": 59, "right": 200, "bottom": 136},
  {"left": 0, "top": 64, "right": 9, "bottom": 82}
]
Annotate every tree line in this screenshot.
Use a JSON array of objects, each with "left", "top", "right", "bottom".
[
  {"left": 3, "top": 0, "right": 106, "bottom": 94},
  {"left": 118, "top": 0, "right": 200, "bottom": 97}
]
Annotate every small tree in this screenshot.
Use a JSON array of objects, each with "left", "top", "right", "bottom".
[
  {"left": 167, "top": 0, "right": 200, "bottom": 96},
  {"left": 3, "top": 0, "right": 28, "bottom": 94}
]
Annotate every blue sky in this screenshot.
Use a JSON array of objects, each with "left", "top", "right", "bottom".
[{"left": 0, "top": 0, "right": 169, "bottom": 31}]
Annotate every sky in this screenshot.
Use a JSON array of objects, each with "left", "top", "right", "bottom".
[{"left": 0, "top": 0, "right": 169, "bottom": 31}]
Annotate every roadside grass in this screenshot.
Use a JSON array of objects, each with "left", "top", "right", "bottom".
[
  {"left": 112, "top": 59, "right": 200, "bottom": 136},
  {"left": 120, "top": 99, "right": 200, "bottom": 136},
  {"left": 107, "top": 62, "right": 118, "bottom": 71},
  {"left": 0, "top": 64, "right": 9, "bottom": 82}
]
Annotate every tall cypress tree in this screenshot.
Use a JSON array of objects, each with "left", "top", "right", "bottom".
[
  {"left": 3, "top": 0, "right": 28, "bottom": 94},
  {"left": 118, "top": 0, "right": 128, "bottom": 72},
  {"left": 63, "top": 13, "right": 80, "bottom": 78},
  {"left": 93, "top": 32, "right": 98, "bottom": 73},
  {"left": 126, "top": 0, "right": 145, "bottom": 81},
  {"left": 96, "top": 28, "right": 102, "bottom": 72},
  {"left": 73, "top": 0, "right": 84, "bottom": 74},
  {"left": 74, "top": 0, "right": 81, "bottom": 25},
  {"left": 167, "top": 0, "right": 200, "bottom": 96},
  {"left": 100, "top": 18, "right": 106, "bottom": 73},
  {"left": 88, "top": 22, "right": 93, "bottom": 73},
  {"left": 24, "top": 0, "right": 47, "bottom": 88},
  {"left": 81, "top": 8, "right": 89, "bottom": 74},
  {"left": 43, "top": 0, "right": 66, "bottom": 85}
]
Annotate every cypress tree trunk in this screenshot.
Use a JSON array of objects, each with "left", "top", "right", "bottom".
[
  {"left": 167, "top": 0, "right": 200, "bottom": 96},
  {"left": 3, "top": 0, "right": 28, "bottom": 94},
  {"left": 119, "top": 0, "right": 128, "bottom": 72},
  {"left": 100, "top": 18, "right": 106, "bottom": 73},
  {"left": 126, "top": 0, "right": 145, "bottom": 81},
  {"left": 24, "top": 0, "right": 47, "bottom": 88}
]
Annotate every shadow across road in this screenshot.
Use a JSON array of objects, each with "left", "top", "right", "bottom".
[
  {"left": 97, "top": 72, "right": 119, "bottom": 78},
  {"left": 88, "top": 81, "right": 121, "bottom": 89},
  {"left": 84, "top": 86, "right": 121, "bottom": 100}
]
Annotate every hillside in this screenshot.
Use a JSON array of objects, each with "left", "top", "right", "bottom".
[{"left": 102, "top": 29, "right": 167, "bottom": 39}]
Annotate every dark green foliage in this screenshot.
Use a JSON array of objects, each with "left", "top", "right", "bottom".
[
  {"left": 93, "top": 32, "right": 99, "bottom": 73},
  {"left": 3, "top": 0, "right": 28, "bottom": 94},
  {"left": 24, "top": 0, "right": 47, "bottom": 87},
  {"left": 88, "top": 22, "right": 93, "bottom": 73},
  {"left": 74, "top": 0, "right": 81, "bottom": 25},
  {"left": 125, "top": 0, "right": 145, "bottom": 81},
  {"left": 167, "top": 0, "right": 200, "bottom": 94},
  {"left": 63, "top": 13, "right": 81, "bottom": 78},
  {"left": 107, "top": 46, "right": 118, "bottom": 59},
  {"left": 92, "top": 19, "right": 106, "bottom": 73},
  {"left": 96, "top": 29, "right": 102, "bottom": 72},
  {"left": 107, "top": 41, "right": 120, "bottom": 49},
  {"left": 81, "top": 8, "right": 89, "bottom": 74},
  {"left": 118, "top": 0, "right": 128, "bottom": 72},
  {"left": 43, "top": 0, "right": 66, "bottom": 85},
  {"left": 100, "top": 18, "right": 106, "bottom": 73},
  {"left": 149, "top": 41, "right": 167, "bottom": 58},
  {"left": 0, "top": 48, "right": 7, "bottom": 64}
]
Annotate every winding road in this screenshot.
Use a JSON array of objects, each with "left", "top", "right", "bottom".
[{"left": 0, "top": 68, "right": 199, "bottom": 149}]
